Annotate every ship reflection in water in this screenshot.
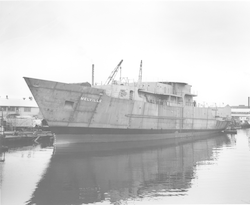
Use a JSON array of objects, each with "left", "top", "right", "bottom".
[
  {"left": 28, "top": 134, "right": 229, "bottom": 205},
  {"left": 2, "top": 131, "right": 250, "bottom": 204}
]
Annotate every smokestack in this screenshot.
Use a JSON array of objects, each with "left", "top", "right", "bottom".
[
  {"left": 92, "top": 64, "right": 94, "bottom": 86},
  {"left": 248, "top": 97, "right": 250, "bottom": 108}
]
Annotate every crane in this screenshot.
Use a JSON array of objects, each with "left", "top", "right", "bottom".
[{"left": 105, "top": 60, "right": 123, "bottom": 85}]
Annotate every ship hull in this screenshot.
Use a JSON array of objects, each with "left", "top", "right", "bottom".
[{"left": 24, "top": 77, "right": 230, "bottom": 144}]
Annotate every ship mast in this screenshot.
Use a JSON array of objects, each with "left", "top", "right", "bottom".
[
  {"left": 105, "top": 60, "right": 123, "bottom": 85},
  {"left": 92, "top": 64, "right": 94, "bottom": 86},
  {"left": 137, "top": 60, "right": 142, "bottom": 86}
]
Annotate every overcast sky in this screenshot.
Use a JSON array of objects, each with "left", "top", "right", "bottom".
[{"left": 1, "top": 1, "right": 250, "bottom": 106}]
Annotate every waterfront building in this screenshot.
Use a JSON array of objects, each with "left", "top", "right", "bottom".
[
  {"left": 231, "top": 105, "right": 250, "bottom": 123},
  {"left": 230, "top": 98, "right": 250, "bottom": 125},
  {"left": 0, "top": 96, "right": 41, "bottom": 118}
]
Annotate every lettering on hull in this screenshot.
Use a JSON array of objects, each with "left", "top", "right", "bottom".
[{"left": 80, "top": 97, "right": 101, "bottom": 103}]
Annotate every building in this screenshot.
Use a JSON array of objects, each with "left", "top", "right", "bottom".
[
  {"left": 230, "top": 97, "right": 250, "bottom": 124},
  {"left": 231, "top": 105, "right": 250, "bottom": 123},
  {"left": 0, "top": 96, "right": 41, "bottom": 118}
]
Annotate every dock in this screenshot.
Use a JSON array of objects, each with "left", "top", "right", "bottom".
[
  {"left": 223, "top": 129, "right": 237, "bottom": 134},
  {"left": 1, "top": 130, "right": 55, "bottom": 147}
]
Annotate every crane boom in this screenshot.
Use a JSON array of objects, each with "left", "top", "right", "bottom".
[{"left": 105, "top": 60, "right": 123, "bottom": 85}]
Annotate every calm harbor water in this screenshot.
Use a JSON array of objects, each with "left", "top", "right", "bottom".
[{"left": 1, "top": 129, "right": 250, "bottom": 204}]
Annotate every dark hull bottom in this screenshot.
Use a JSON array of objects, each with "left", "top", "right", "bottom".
[
  {"left": 54, "top": 132, "right": 228, "bottom": 156},
  {"left": 49, "top": 126, "right": 225, "bottom": 144}
]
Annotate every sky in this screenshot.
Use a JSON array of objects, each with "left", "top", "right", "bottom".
[{"left": 0, "top": 0, "right": 250, "bottom": 106}]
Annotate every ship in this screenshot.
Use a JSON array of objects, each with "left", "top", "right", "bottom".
[{"left": 24, "top": 60, "right": 231, "bottom": 144}]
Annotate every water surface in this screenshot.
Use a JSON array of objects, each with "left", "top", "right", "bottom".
[{"left": 1, "top": 130, "right": 250, "bottom": 204}]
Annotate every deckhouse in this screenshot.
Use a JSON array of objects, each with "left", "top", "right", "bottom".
[{"left": 95, "top": 81, "right": 198, "bottom": 107}]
